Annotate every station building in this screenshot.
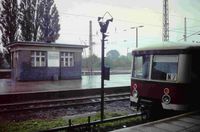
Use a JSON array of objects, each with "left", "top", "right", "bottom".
[{"left": 7, "top": 41, "right": 87, "bottom": 81}]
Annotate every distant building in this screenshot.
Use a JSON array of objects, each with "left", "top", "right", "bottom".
[{"left": 7, "top": 41, "right": 87, "bottom": 81}]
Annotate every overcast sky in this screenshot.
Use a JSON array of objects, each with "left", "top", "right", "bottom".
[
  {"left": 2, "top": 0, "right": 200, "bottom": 56},
  {"left": 54, "top": 0, "right": 200, "bottom": 57}
]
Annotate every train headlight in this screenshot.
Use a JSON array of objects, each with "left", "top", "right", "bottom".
[
  {"left": 133, "top": 90, "right": 138, "bottom": 98},
  {"left": 162, "top": 95, "right": 171, "bottom": 104}
]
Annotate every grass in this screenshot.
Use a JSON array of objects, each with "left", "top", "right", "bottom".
[
  {"left": 0, "top": 118, "right": 67, "bottom": 132},
  {"left": 0, "top": 112, "right": 142, "bottom": 132}
]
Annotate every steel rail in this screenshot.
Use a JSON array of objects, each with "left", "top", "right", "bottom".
[{"left": 0, "top": 93, "right": 130, "bottom": 113}]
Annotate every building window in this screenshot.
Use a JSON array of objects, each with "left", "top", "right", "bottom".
[
  {"left": 31, "top": 51, "right": 46, "bottom": 67},
  {"left": 60, "top": 52, "right": 74, "bottom": 67}
]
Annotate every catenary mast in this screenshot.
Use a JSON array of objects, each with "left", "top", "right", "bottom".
[{"left": 163, "top": 0, "right": 169, "bottom": 41}]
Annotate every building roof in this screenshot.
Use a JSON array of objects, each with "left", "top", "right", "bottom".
[{"left": 7, "top": 41, "right": 88, "bottom": 49}]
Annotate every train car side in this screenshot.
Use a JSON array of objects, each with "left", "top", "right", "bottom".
[{"left": 130, "top": 45, "right": 200, "bottom": 112}]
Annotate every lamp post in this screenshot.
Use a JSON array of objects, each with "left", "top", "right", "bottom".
[
  {"left": 98, "top": 12, "right": 113, "bottom": 121},
  {"left": 131, "top": 26, "right": 144, "bottom": 48}
]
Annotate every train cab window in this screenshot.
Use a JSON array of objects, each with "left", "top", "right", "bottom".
[
  {"left": 133, "top": 55, "right": 150, "bottom": 79},
  {"left": 151, "top": 55, "right": 178, "bottom": 81}
]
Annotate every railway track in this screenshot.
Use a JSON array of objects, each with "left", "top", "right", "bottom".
[{"left": 0, "top": 92, "right": 130, "bottom": 113}]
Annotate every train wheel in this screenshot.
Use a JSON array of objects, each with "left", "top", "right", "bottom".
[
  {"left": 140, "top": 103, "right": 163, "bottom": 120},
  {"left": 141, "top": 109, "right": 150, "bottom": 120}
]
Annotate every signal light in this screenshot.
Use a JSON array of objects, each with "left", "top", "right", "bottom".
[
  {"left": 164, "top": 88, "right": 170, "bottom": 95},
  {"left": 133, "top": 84, "right": 137, "bottom": 89}
]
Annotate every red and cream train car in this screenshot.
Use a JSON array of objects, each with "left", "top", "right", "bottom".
[{"left": 130, "top": 44, "right": 200, "bottom": 111}]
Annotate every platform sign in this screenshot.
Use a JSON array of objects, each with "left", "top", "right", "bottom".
[{"left": 48, "top": 51, "right": 59, "bottom": 67}]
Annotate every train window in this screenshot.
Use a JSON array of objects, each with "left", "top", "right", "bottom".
[
  {"left": 151, "top": 55, "right": 178, "bottom": 81},
  {"left": 133, "top": 55, "right": 150, "bottom": 79}
]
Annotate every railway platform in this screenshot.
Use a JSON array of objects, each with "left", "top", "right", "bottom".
[
  {"left": 0, "top": 74, "right": 130, "bottom": 94},
  {"left": 0, "top": 74, "right": 130, "bottom": 104},
  {"left": 112, "top": 111, "right": 200, "bottom": 132}
]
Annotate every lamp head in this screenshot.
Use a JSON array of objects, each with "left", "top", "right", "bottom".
[
  {"left": 98, "top": 17, "right": 103, "bottom": 21},
  {"left": 108, "top": 18, "right": 113, "bottom": 22}
]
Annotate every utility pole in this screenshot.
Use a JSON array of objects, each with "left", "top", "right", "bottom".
[
  {"left": 163, "top": 0, "right": 169, "bottom": 42},
  {"left": 89, "top": 20, "right": 93, "bottom": 75},
  {"left": 130, "top": 26, "right": 144, "bottom": 48},
  {"left": 136, "top": 28, "right": 138, "bottom": 47},
  {"left": 184, "top": 17, "right": 187, "bottom": 42},
  {"left": 89, "top": 20, "right": 93, "bottom": 56},
  {"left": 98, "top": 12, "right": 113, "bottom": 121}
]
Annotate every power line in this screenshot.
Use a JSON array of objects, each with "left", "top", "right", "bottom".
[
  {"left": 59, "top": 5, "right": 200, "bottom": 20},
  {"left": 59, "top": 12, "right": 96, "bottom": 19},
  {"left": 59, "top": 11, "right": 200, "bottom": 29},
  {"left": 170, "top": 25, "right": 200, "bottom": 31},
  {"left": 60, "top": 12, "right": 162, "bottom": 28},
  {"left": 59, "top": 5, "right": 200, "bottom": 22},
  {"left": 178, "top": 30, "right": 200, "bottom": 41},
  {"left": 58, "top": 12, "right": 200, "bottom": 42},
  {"left": 169, "top": 28, "right": 200, "bottom": 34}
]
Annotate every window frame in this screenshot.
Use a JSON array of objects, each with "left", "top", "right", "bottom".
[
  {"left": 151, "top": 54, "right": 179, "bottom": 81},
  {"left": 132, "top": 54, "right": 179, "bottom": 82},
  {"left": 31, "top": 51, "right": 47, "bottom": 67},
  {"left": 132, "top": 55, "right": 151, "bottom": 79},
  {"left": 60, "top": 52, "right": 75, "bottom": 67}
]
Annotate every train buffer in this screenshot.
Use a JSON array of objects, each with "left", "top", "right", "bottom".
[{"left": 111, "top": 111, "right": 200, "bottom": 132}]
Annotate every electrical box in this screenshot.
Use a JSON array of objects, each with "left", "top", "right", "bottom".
[{"left": 104, "top": 66, "right": 110, "bottom": 80}]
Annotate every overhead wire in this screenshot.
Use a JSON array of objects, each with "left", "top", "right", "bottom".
[
  {"left": 178, "top": 30, "right": 200, "bottom": 41},
  {"left": 58, "top": 11, "right": 200, "bottom": 43}
]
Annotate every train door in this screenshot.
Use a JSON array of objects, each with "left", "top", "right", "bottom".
[{"left": 191, "top": 51, "right": 200, "bottom": 107}]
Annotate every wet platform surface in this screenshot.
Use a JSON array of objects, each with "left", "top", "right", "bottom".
[
  {"left": 112, "top": 111, "right": 200, "bottom": 132},
  {"left": 0, "top": 74, "right": 130, "bottom": 94}
]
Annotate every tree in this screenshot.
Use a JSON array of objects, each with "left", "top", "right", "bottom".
[
  {"left": 105, "top": 57, "right": 113, "bottom": 68},
  {"left": 0, "top": 0, "right": 18, "bottom": 45},
  {"left": 0, "top": 0, "right": 19, "bottom": 64},
  {"left": 19, "top": 0, "right": 60, "bottom": 42},
  {"left": 33, "top": 0, "right": 43, "bottom": 41},
  {"left": 19, "top": 0, "right": 35, "bottom": 41},
  {"left": 113, "top": 55, "right": 131, "bottom": 70},
  {"left": 82, "top": 55, "right": 100, "bottom": 70},
  {"left": 0, "top": 53, "right": 9, "bottom": 68},
  {"left": 106, "top": 50, "right": 120, "bottom": 61},
  {"left": 0, "top": 44, "right": 9, "bottom": 68},
  {"left": 39, "top": 0, "right": 60, "bottom": 42}
]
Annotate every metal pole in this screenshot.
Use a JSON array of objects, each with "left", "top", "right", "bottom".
[
  {"left": 89, "top": 20, "right": 93, "bottom": 56},
  {"left": 89, "top": 21, "right": 93, "bottom": 75},
  {"left": 136, "top": 27, "right": 138, "bottom": 48},
  {"left": 101, "top": 33, "right": 105, "bottom": 121},
  {"left": 184, "top": 17, "right": 187, "bottom": 42}
]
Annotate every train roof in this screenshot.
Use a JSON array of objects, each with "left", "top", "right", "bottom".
[{"left": 132, "top": 42, "right": 200, "bottom": 55}]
